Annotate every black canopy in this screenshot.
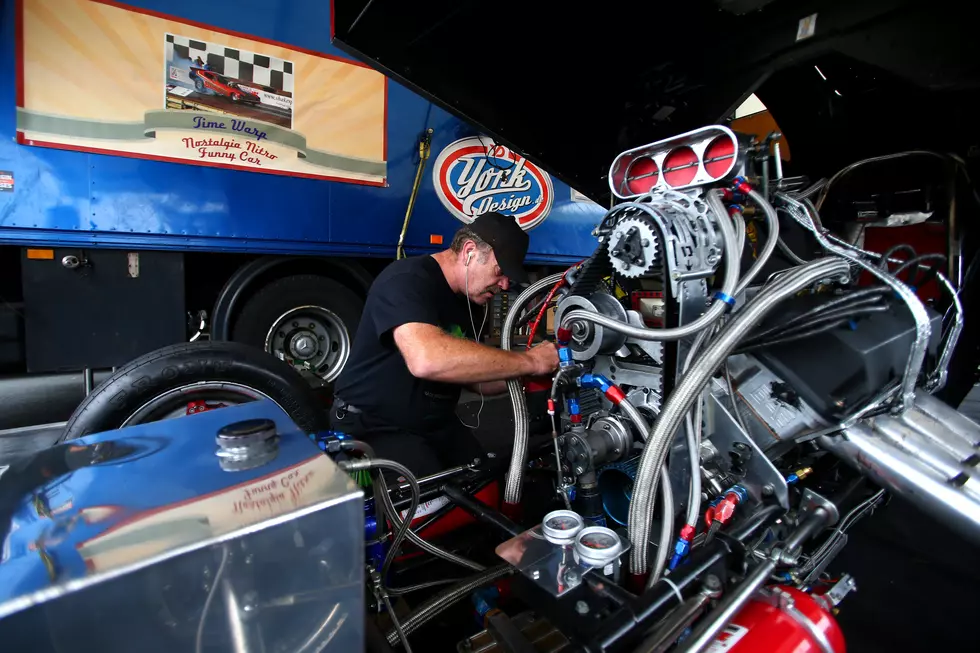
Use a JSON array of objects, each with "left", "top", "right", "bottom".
[{"left": 333, "top": 0, "right": 980, "bottom": 202}]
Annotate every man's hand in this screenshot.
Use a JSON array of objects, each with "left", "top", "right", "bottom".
[{"left": 525, "top": 342, "right": 559, "bottom": 376}]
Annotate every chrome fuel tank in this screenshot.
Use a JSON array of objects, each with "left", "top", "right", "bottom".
[{"left": 0, "top": 400, "right": 363, "bottom": 652}]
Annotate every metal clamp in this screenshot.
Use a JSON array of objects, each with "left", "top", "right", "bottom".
[
  {"left": 799, "top": 488, "right": 839, "bottom": 527},
  {"left": 755, "top": 587, "right": 835, "bottom": 653}
]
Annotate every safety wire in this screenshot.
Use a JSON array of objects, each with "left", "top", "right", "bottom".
[
  {"left": 396, "top": 129, "right": 433, "bottom": 260},
  {"left": 799, "top": 489, "right": 887, "bottom": 580},
  {"left": 550, "top": 404, "right": 571, "bottom": 509}
]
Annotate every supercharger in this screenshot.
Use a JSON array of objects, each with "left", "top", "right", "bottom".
[{"left": 497, "top": 125, "right": 976, "bottom": 651}]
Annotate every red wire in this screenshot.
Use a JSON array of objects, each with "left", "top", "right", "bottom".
[
  {"left": 526, "top": 262, "right": 582, "bottom": 349},
  {"left": 526, "top": 278, "right": 565, "bottom": 350}
]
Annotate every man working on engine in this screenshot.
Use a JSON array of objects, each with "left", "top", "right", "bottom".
[{"left": 332, "top": 212, "right": 559, "bottom": 476}]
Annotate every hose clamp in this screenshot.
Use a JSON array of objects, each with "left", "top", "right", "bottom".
[{"left": 713, "top": 291, "right": 736, "bottom": 312}]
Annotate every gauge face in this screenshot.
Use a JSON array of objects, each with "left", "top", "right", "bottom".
[
  {"left": 580, "top": 531, "right": 619, "bottom": 550},
  {"left": 546, "top": 515, "right": 581, "bottom": 531},
  {"left": 542, "top": 510, "right": 585, "bottom": 544},
  {"left": 574, "top": 526, "right": 624, "bottom": 565}
]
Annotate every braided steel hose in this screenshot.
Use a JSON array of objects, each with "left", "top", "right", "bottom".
[
  {"left": 626, "top": 257, "right": 850, "bottom": 574},
  {"left": 503, "top": 273, "right": 566, "bottom": 504},
  {"left": 732, "top": 189, "right": 780, "bottom": 296},
  {"left": 385, "top": 564, "right": 514, "bottom": 645}
]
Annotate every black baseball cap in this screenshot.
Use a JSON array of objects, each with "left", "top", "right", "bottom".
[{"left": 467, "top": 212, "right": 530, "bottom": 284}]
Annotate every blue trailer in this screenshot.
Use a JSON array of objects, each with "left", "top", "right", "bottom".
[{"left": 0, "top": 0, "right": 605, "bottom": 428}]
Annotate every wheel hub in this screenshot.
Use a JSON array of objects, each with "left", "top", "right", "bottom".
[
  {"left": 264, "top": 305, "right": 351, "bottom": 382},
  {"left": 289, "top": 332, "right": 319, "bottom": 360}
]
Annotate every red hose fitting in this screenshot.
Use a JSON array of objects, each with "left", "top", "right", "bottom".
[
  {"left": 547, "top": 398, "right": 556, "bottom": 415},
  {"left": 714, "top": 495, "right": 739, "bottom": 525},
  {"left": 679, "top": 524, "right": 696, "bottom": 543},
  {"left": 733, "top": 176, "right": 753, "bottom": 194},
  {"left": 605, "top": 385, "right": 627, "bottom": 405},
  {"left": 625, "top": 572, "right": 649, "bottom": 594},
  {"left": 570, "top": 413, "right": 582, "bottom": 424},
  {"left": 556, "top": 326, "right": 572, "bottom": 345}
]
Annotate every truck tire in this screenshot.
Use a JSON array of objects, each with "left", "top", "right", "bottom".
[
  {"left": 59, "top": 341, "right": 329, "bottom": 442},
  {"left": 231, "top": 275, "right": 363, "bottom": 384}
]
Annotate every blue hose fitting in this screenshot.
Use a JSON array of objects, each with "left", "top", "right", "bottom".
[
  {"left": 668, "top": 537, "right": 692, "bottom": 570},
  {"left": 568, "top": 396, "right": 582, "bottom": 424},
  {"left": 726, "top": 484, "right": 748, "bottom": 502},
  {"left": 580, "top": 373, "right": 612, "bottom": 392},
  {"left": 558, "top": 346, "right": 575, "bottom": 368}
]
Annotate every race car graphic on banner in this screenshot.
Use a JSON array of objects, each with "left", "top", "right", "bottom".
[
  {"left": 165, "top": 34, "right": 293, "bottom": 129},
  {"left": 433, "top": 136, "right": 554, "bottom": 230}
]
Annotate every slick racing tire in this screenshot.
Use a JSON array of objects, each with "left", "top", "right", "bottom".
[
  {"left": 232, "top": 275, "right": 363, "bottom": 384},
  {"left": 59, "top": 341, "right": 330, "bottom": 441}
]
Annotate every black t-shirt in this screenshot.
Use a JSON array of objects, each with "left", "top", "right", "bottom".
[{"left": 334, "top": 256, "right": 473, "bottom": 434}]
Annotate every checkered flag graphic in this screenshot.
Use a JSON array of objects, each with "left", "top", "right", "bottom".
[{"left": 166, "top": 33, "right": 294, "bottom": 94}]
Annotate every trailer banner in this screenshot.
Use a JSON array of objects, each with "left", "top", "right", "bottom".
[{"left": 16, "top": 0, "right": 387, "bottom": 185}]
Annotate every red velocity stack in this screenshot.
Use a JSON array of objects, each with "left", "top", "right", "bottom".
[{"left": 710, "top": 586, "right": 845, "bottom": 653}]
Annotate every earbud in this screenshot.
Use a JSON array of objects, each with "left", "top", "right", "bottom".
[{"left": 466, "top": 251, "right": 474, "bottom": 266}]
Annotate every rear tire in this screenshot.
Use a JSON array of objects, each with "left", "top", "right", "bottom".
[
  {"left": 60, "top": 341, "right": 329, "bottom": 441},
  {"left": 232, "top": 275, "right": 363, "bottom": 384}
]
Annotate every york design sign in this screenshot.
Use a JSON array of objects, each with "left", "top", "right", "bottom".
[{"left": 433, "top": 137, "right": 554, "bottom": 230}]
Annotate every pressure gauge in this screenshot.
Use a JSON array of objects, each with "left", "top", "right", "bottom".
[
  {"left": 541, "top": 510, "right": 585, "bottom": 545},
  {"left": 574, "top": 526, "right": 624, "bottom": 566}
]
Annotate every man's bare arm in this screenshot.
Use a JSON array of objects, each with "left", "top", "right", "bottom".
[{"left": 393, "top": 323, "right": 557, "bottom": 384}]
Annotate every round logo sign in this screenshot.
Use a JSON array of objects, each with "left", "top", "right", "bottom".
[{"left": 433, "top": 136, "right": 554, "bottom": 230}]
